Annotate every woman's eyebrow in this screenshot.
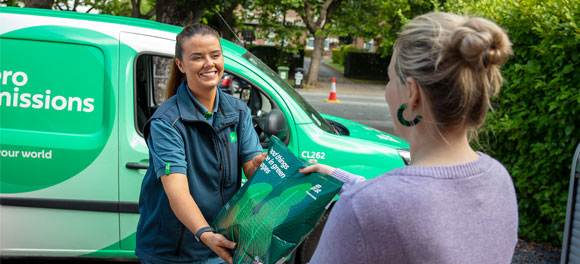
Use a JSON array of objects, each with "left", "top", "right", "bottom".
[{"left": 188, "top": 50, "right": 221, "bottom": 57}]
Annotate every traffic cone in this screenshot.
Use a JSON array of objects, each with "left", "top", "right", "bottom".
[{"left": 325, "top": 77, "right": 340, "bottom": 103}]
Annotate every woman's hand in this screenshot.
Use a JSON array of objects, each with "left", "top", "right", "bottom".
[
  {"left": 200, "top": 232, "right": 237, "bottom": 264},
  {"left": 252, "top": 152, "right": 268, "bottom": 168},
  {"left": 299, "top": 164, "right": 336, "bottom": 176},
  {"left": 243, "top": 152, "right": 268, "bottom": 178}
]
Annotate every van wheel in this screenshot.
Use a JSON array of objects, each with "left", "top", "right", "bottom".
[{"left": 298, "top": 206, "right": 333, "bottom": 263}]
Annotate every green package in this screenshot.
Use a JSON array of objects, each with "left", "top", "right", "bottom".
[{"left": 212, "top": 136, "right": 343, "bottom": 264}]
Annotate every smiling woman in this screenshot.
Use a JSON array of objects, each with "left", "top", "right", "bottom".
[
  {"left": 175, "top": 34, "right": 224, "bottom": 109},
  {"left": 135, "top": 24, "right": 267, "bottom": 264}
]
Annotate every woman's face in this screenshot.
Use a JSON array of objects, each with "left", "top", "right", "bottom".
[
  {"left": 177, "top": 34, "right": 224, "bottom": 91},
  {"left": 385, "top": 53, "right": 404, "bottom": 133}
]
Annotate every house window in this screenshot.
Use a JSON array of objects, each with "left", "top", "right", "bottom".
[
  {"left": 364, "top": 39, "right": 374, "bottom": 51},
  {"left": 306, "top": 38, "right": 330, "bottom": 50}
]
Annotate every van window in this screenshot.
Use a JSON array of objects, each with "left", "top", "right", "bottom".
[
  {"left": 230, "top": 74, "right": 280, "bottom": 147},
  {"left": 135, "top": 54, "right": 172, "bottom": 134},
  {"left": 242, "top": 52, "right": 336, "bottom": 134}
]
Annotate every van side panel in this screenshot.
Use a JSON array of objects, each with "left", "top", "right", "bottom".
[{"left": 0, "top": 26, "right": 120, "bottom": 256}]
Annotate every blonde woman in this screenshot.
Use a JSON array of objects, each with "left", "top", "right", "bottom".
[{"left": 302, "top": 12, "right": 518, "bottom": 263}]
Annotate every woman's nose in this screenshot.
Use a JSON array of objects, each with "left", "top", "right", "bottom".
[{"left": 203, "top": 56, "right": 214, "bottom": 68}]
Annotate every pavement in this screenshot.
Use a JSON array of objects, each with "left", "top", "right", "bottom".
[{"left": 298, "top": 57, "right": 387, "bottom": 97}]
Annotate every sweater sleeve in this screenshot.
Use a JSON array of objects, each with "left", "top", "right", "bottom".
[
  {"left": 308, "top": 194, "right": 367, "bottom": 264},
  {"left": 330, "top": 169, "right": 366, "bottom": 194}
]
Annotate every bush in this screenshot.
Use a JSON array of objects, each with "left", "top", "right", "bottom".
[
  {"left": 341, "top": 44, "right": 360, "bottom": 56},
  {"left": 341, "top": 44, "right": 361, "bottom": 65},
  {"left": 332, "top": 44, "right": 361, "bottom": 65},
  {"left": 446, "top": 0, "right": 580, "bottom": 246},
  {"left": 247, "top": 45, "right": 304, "bottom": 75},
  {"left": 344, "top": 52, "right": 390, "bottom": 80},
  {"left": 304, "top": 49, "right": 313, "bottom": 58},
  {"left": 331, "top": 48, "right": 342, "bottom": 64}
]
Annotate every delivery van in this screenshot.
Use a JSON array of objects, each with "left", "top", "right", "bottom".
[{"left": 0, "top": 6, "right": 409, "bottom": 263}]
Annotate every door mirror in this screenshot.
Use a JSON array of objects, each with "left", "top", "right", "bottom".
[{"left": 263, "top": 109, "right": 287, "bottom": 142}]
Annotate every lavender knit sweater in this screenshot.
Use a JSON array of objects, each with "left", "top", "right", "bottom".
[{"left": 309, "top": 152, "right": 518, "bottom": 264}]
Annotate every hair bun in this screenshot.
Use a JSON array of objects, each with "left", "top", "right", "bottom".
[{"left": 451, "top": 18, "right": 512, "bottom": 69}]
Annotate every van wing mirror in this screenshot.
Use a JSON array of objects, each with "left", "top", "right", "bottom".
[{"left": 263, "top": 109, "right": 287, "bottom": 141}]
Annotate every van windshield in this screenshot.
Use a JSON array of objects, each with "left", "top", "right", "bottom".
[{"left": 243, "top": 52, "right": 336, "bottom": 134}]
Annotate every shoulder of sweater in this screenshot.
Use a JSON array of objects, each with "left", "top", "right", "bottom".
[{"left": 339, "top": 170, "right": 405, "bottom": 200}]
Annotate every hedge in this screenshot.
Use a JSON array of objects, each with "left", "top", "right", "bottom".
[
  {"left": 331, "top": 48, "right": 342, "bottom": 64},
  {"left": 445, "top": 0, "right": 580, "bottom": 246},
  {"left": 344, "top": 51, "right": 390, "bottom": 80},
  {"left": 247, "top": 45, "right": 305, "bottom": 75},
  {"left": 332, "top": 44, "right": 361, "bottom": 65}
]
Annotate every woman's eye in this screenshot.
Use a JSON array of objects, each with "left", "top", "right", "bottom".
[
  {"left": 212, "top": 54, "right": 221, "bottom": 59},
  {"left": 192, "top": 57, "right": 201, "bottom": 60}
]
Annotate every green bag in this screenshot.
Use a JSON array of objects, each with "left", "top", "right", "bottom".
[{"left": 212, "top": 136, "right": 343, "bottom": 264}]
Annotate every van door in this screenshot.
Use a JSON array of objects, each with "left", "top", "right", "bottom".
[
  {"left": 118, "top": 32, "right": 175, "bottom": 250},
  {"left": 0, "top": 26, "right": 119, "bottom": 256}
]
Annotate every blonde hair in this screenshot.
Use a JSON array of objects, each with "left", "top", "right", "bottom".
[
  {"left": 165, "top": 24, "right": 222, "bottom": 99},
  {"left": 393, "top": 12, "right": 512, "bottom": 132}
]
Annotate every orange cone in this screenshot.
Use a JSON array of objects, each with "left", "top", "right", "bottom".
[{"left": 325, "top": 77, "right": 340, "bottom": 103}]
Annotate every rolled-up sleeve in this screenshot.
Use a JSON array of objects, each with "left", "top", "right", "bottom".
[
  {"left": 147, "top": 119, "right": 187, "bottom": 179},
  {"left": 238, "top": 107, "right": 263, "bottom": 163}
]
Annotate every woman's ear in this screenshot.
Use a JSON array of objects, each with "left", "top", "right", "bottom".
[
  {"left": 175, "top": 58, "right": 185, "bottom": 74},
  {"left": 406, "top": 77, "right": 422, "bottom": 112}
]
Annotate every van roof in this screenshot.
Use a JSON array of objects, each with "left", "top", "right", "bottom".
[
  {"left": 0, "top": 6, "right": 248, "bottom": 57},
  {"left": 0, "top": 6, "right": 182, "bottom": 34}
]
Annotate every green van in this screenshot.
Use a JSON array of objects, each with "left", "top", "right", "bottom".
[{"left": 0, "top": 6, "right": 408, "bottom": 263}]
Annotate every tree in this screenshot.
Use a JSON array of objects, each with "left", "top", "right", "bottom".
[
  {"left": 0, "top": 0, "right": 54, "bottom": 8},
  {"left": 330, "top": 0, "right": 437, "bottom": 58},
  {"left": 299, "top": 0, "right": 343, "bottom": 86},
  {"left": 156, "top": 0, "right": 209, "bottom": 26},
  {"left": 242, "top": 0, "right": 305, "bottom": 59},
  {"left": 245, "top": 0, "right": 344, "bottom": 86},
  {"left": 129, "top": 0, "right": 156, "bottom": 19},
  {"left": 213, "top": 0, "right": 243, "bottom": 43},
  {"left": 24, "top": 0, "right": 53, "bottom": 8}
]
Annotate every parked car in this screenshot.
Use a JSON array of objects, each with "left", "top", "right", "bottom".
[
  {"left": 219, "top": 72, "right": 248, "bottom": 95},
  {"left": 0, "top": 6, "right": 409, "bottom": 263}
]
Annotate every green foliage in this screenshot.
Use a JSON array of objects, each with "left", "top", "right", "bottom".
[
  {"left": 332, "top": 44, "right": 360, "bottom": 65},
  {"left": 240, "top": 0, "right": 306, "bottom": 54},
  {"left": 247, "top": 45, "right": 304, "bottom": 74},
  {"left": 0, "top": 0, "right": 22, "bottom": 7},
  {"left": 87, "top": 0, "right": 134, "bottom": 17},
  {"left": 446, "top": 0, "right": 580, "bottom": 246},
  {"left": 331, "top": 0, "right": 439, "bottom": 58},
  {"left": 341, "top": 44, "right": 360, "bottom": 56},
  {"left": 331, "top": 48, "right": 342, "bottom": 64}
]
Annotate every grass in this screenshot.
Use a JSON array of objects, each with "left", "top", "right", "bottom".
[
  {"left": 324, "top": 61, "right": 344, "bottom": 73},
  {"left": 323, "top": 61, "right": 387, "bottom": 84},
  {"left": 351, "top": 79, "right": 388, "bottom": 85}
]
